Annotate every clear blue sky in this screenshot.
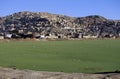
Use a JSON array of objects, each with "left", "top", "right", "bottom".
[{"left": 0, "top": 0, "right": 120, "bottom": 19}]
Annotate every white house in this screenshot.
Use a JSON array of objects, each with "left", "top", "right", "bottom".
[
  {"left": 0, "top": 36, "right": 4, "bottom": 39},
  {"left": 5, "top": 34, "right": 12, "bottom": 39}
]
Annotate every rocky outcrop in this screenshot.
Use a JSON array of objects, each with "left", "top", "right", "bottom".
[{"left": 0, "top": 11, "right": 120, "bottom": 39}]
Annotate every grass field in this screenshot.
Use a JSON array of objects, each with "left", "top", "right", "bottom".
[{"left": 0, "top": 39, "right": 120, "bottom": 73}]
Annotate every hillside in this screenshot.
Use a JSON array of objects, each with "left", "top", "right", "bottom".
[{"left": 0, "top": 11, "right": 120, "bottom": 39}]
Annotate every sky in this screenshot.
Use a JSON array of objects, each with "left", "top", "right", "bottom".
[{"left": 0, "top": 0, "right": 120, "bottom": 20}]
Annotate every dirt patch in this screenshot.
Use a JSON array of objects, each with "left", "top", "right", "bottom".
[{"left": 0, "top": 67, "right": 120, "bottom": 79}]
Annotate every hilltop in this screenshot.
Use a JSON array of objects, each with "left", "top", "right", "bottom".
[{"left": 0, "top": 11, "right": 120, "bottom": 39}]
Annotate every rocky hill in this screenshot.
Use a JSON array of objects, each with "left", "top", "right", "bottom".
[{"left": 0, "top": 11, "right": 120, "bottom": 39}]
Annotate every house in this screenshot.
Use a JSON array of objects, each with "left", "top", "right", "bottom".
[
  {"left": 78, "top": 33, "right": 83, "bottom": 38},
  {"left": 45, "top": 34, "right": 58, "bottom": 39},
  {"left": 4, "top": 34, "right": 12, "bottom": 39},
  {"left": 83, "top": 35, "right": 98, "bottom": 39},
  {"left": 40, "top": 35, "right": 46, "bottom": 39},
  {"left": 0, "top": 35, "right": 4, "bottom": 39},
  {"left": 119, "top": 33, "right": 120, "bottom": 37}
]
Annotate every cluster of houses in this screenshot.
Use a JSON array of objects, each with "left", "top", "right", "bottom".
[{"left": 0, "top": 25, "right": 119, "bottom": 40}]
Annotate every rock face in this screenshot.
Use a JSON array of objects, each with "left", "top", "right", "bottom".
[
  {"left": 0, "top": 11, "right": 120, "bottom": 39},
  {"left": 0, "top": 68, "right": 120, "bottom": 79}
]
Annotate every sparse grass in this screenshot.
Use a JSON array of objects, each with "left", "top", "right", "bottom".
[{"left": 0, "top": 39, "right": 120, "bottom": 73}]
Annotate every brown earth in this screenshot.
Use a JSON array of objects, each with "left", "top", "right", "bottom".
[{"left": 0, "top": 67, "right": 120, "bottom": 79}]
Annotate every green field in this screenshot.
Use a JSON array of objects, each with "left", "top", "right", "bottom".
[{"left": 0, "top": 39, "right": 120, "bottom": 73}]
